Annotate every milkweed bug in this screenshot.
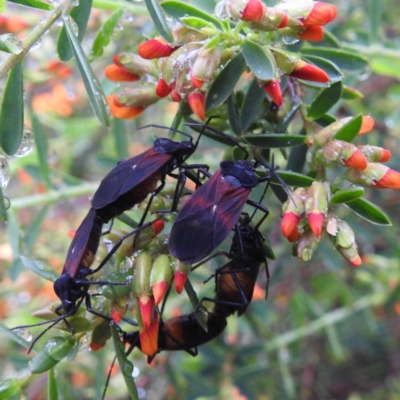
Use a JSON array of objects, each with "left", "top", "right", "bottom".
[{"left": 169, "top": 160, "right": 272, "bottom": 264}]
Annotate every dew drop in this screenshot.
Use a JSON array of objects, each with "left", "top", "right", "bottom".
[
  {"left": 30, "top": 38, "right": 42, "bottom": 51},
  {"left": 122, "top": 360, "right": 134, "bottom": 377},
  {"left": 15, "top": 328, "right": 33, "bottom": 342},
  {"left": 13, "top": 127, "right": 34, "bottom": 158},
  {"left": 0, "top": 155, "right": 10, "bottom": 189},
  {"left": 3, "top": 197, "right": 10, "bottom": 210},
  {"left": 0, "top": 33, "right": 23, "bottom": 54},
  {"left": 281, "top": 36, "right": 299, "bottom": 45}
]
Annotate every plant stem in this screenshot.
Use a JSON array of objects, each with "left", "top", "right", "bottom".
[
  {"left": 92, "top": 0, "right": 147, "bottom": 13},
  {"left": 9, "top": 182, "right": 99, "bottom": 210},
  {"left": 0, "top": 0, "right": 76, "bottom": 79}
]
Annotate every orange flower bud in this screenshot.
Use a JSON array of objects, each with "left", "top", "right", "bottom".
[
  {"left": 139, "top": 313, "right": 159, "bottom": 356},
  {"left": 46, "top": 60, "right": 72, "bottom": 79},
  {"left": 305, "top": 181, "right": 330, "bottom": 238},
  {"left": 301, "top": 2, "right": 337, "bottom": 26},
  {"left": 170, "top": 91, "right": 181, "bottom": 102},
  {"left": 287, "top": 226, "right": 301, "bottom": 242},
  {"left": 241, "top": 0, "right": 265, "bottom": 21},
  {"left": 156, "top": 78, "right": 172, "bottom": 98},
  {"left": 346, "top": 163, "right": 400, "bottom": 190},
  {"left": 1, "top": 15, "right": 29, "bottom": 33},
  {"left": 104, "top": 64, "right": 140, "bottom": 82},
  {"left": 187, "top": 92, "right": 206, "bottom": 120},
  {"left": 281, "top": 212, "right": 301, "bottom": 238},
  {"left": 298, "top": 25, "right": 324, "bottom": 41},
  {"left": 262, "top": 80, "right": 283, "bottom": 106},
  {"left": 358, "top": 115, "right": 375, "bottom": 135},
  {"left": 289, "top": 60, "right": 330, "bottom": 82},
  {"left": 374, "top": 168, "right": 400, "bottom": 189},
  {"left": 342, "top": 149, "right": 368, "bottom": 170},
  {"left": 107, "top": 95, "right": 145, "bottom": 119},
  {"left": 336, "top": 242, "right": 362, "bottom": 266},
  {"left": 322, "top": 140, "right": 368, "bottom": 171},
  {"left": 307, "top": 212, "right": 324, "bottom": 238},
  {"left": 138, "top": 37, "right": 179, "bottom": 59},
  {"left": 112, "top": 53, "right": 157, "bottom": 75},
  {"left": 359, "top": 145, "right": 391, "bottom": 163},
  {"left": 137, "top": 295, "right": 155, "bottom": 329},
  {"left": 174, "top": 271, "right": 188, "bottom": 294}
]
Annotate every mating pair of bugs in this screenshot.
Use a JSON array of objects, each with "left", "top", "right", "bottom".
[{"left": 12, "top": 120, "right": 279, "bottom": 360}]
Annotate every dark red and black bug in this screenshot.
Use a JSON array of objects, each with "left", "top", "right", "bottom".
[{"left": 169, "top": 160, "right": 271, "bottom": 265}]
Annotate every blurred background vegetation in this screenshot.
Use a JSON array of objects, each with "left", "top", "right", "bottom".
[{"left": 0, "top": 0, "right": 400, "bottom": 399}]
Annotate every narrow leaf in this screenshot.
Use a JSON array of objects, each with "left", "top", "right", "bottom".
[
  {"left": 206, "top": 53, "right": 246, "bottom": 110},
  {"left": 185, "top": 278, "right": 208, "bottom": 332},
  {"left": 7, "top": 0, "right": 51, "bottom": 10},
  {"left": 0, "top": 63, "right": 24, "bottom": 155},
  {"left": 21, "top": 256, "right": 59, "bottom": 282},
  {"left": 226, "top": 94, "right": 241, "bottom": 135},
  {"left": 111, "top": 325, "right": 139, "bottom": 400},
  {"left": 341, "top": 86, "right": 364, "bottom": 100},
  {"left": 345, "top": 198, "right": 391, "bottom": 225},
  {"left": 0, "top": 34, "right": 23, "bottom": 54},
  {"left": 240, "top": 79, "right": 264, "bottom": 131},
  {"left": 307, "top": 81, "right": 342, "bottom": 120},
  {"left": 113, "top": 118, "right": 128, "bottom": 160},
  {"left": 243, "top": 134, "right": 305, "bottom": 148},
  {"left": 241, "top": 39, "right": 275, "bottom": 81},
  {"left": 180, "top": 16, "right": 216, "bottom": 30},
  {"left": 57, "top": 0, "right": 93, "bottom": 62},
  {"left": 302, "top": 55, "right": 343, "bottom": 83},
  {"left": 301, "top": 48, "right": 368, "bottom": 70},
  {"left": 331, "top": 187, "right": 365, "bottom": 204},
  {"left": 275, "top": 171, "right": 314, "bottom": 187},
  {"left": 0, "top": 321, "right": 30, "bottom": 349},
  {"left": 0, "top": 186, "right": 7, "bottom": 222},
  {"left": 91, "top": 8, "right": 124, "bottom": 59},
  {"left": 63, "top": 14, "right": 110, "bottom": 127},
  {"left": 144, "top": 0, "right": 173, "bottom": 42},
  {"left": 161, "top": 0, "right": 222, "bottom": 29},
  {"left": 369, "top": 0, "right": 382, "bottom": 44},
  {"left": 333, "top": 114, "right": 362, "bottom": 142}
]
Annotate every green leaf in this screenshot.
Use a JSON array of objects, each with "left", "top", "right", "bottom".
[
  {"left": 307, "top": 81, "right": 342, "bottom": 120},
  {"left": 341, "top": 86, "right": 364, "bottom": 100},
  {"left": 29, "top": 337, "right": 73, "bottom": 374},
  {"left": 91, "top": 8, "right": 124, "bottom": 59},
  {"left": 30, "top": 111, "right": 51, "bottom": 188},
  {"left": 23, "top": 206, "right": 49, "bottom": 252},
  {"left": 302, "top": 55, "right": 343, "bottom": 83},
  {"left": 331, "top": 187, "right": 365, "bottom": 204},
  {"left": 226, "top": 94, "right": 241, "bottom": 136},
  {"left": 206, "top": 53, "right": 246, "bottom": 110},
  {"left": 333, "top": 114, "right": 362, "bottom": 142},
  {"left": 0, "top": 187, "right": 7, "bottom": 222},
  {"left": 240, "top": 79, "right": 264, "bottom": 131},
  {"left": 63, "top": 14, "right": 110, "bottom": 127},
  {"left": 369, "top": 0, "right": 382, "bottom": 44},
  {"left": 314, "top": 114, "right": 336, "bottom": 127},
  {"left": 161, "top": 0, "right": 222, "bottom": 29},
  {"left": 111, "top": 325, "right": 139, "bottom": 400},
  {"left": 0, "top": 378, "right": 21, "bottom": 400},
  {"left": 113, "top": 118, "right": 129, "bottom": 160},
  {"left": 0, "top": 63, "right": 24, "bottom": 155},
  {"left": 275, "top": 171, "right": 314, "bottom": 187},
  {"left": 57, "top": 0, "right": 93, "bottom": 62},
  {"left": 242, "top": 134, "right": 305, "bottom": 148},
  {"left": 301, "top": 48, "right": 368, "bottom": 70},
  {"left": 48, "top": 368, "right": 58, "bottom": 400},
  {"left": 21, "top": 256, "right": 59, "bottom": 282},
  {"left": 0, "top": 34, "right": 23, "bottom": 54},
  {"left": 241, "top": 39, "right": 275, "bottom": 81},
  {"left": 144, "top": 0, "right": 173, "bottom": 42},
  {"left": 0, "top": 321, "right": 30, "bottom": 349},
  {"left": 7, "top": 0, "right": 51, "bottom": 10},
  {"left": 345, "top": 198, "right": 391, "bottom": 225},
  {"left": 180, "top": 16, "right": 216, "bottom": 31}
]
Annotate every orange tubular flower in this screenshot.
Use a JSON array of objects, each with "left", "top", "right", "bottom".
[
  {"left": 138, "top": 37, "right": 179, "bottom": 59},
  {"left": 301, "top": 2, "right": 338, "bottom": 26},
  {"left": 289, "top": 60, "right": 330, "bottom": 82},
  {"left": 104, "top": 64, "right": 140, "bottom": 82},
  {"left": 262, "top": 80, "right": 283, "bottom": 106},
  {"left": 107, "top": 95, "right": 145, "bottom": 119},
  {"left": 187, "top": 92, "right": 206, "bottom": 120},
  {"left": 241, "top": 0, "right": 265, "bottom": 21},
  {"left": 298, "top": 25, "right": 324, "bottom": 41}
]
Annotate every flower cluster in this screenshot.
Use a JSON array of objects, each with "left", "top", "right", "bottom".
[
  {"left": 104, "top": 0, "right": 337, "bottom": 119},
  {"left": 281, "top": 115, "right": 400, "bottom": 266}
]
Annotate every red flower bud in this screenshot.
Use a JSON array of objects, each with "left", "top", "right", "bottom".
[
  {"left": 281, "top": 212, "right": 301, "bottom": 239},
  {"left": 307, "top": 212, "right": 324, "bottom": 238},
  {"left": 287, "top": 227, "right": 301, "bottom": 242},
  {"left": 170, "top": 91, "right": 181, "bottom": 102},
  {"left": 374, "top": 168, "right": 400, "bottom": 189},
  {"left": 138, "top": 295, "right": 155, "bottom": 329},
  {"left": 187, "top": 92, "right": 206, "bottom": 121},
  {"left": 298, "top": 25, "right": 324, "bottom": 41},
  {"left": 277, "top": 13, "right": 289, "bottom": 28},
  {"left": 46, "top": 60, "right": 72, "bottom": 79},
  {"left": 301, "top": 2, "right": 337, "bottom": 26},
  {"left": 289, "top": 60, "right": 330, "bottom": 82},
  {"left": 107, "top": 95, "right": 145, "bottom": 119},
  {"left": 156, "top": 78, "right": 172, "bottom": 98},
  {"left": 342, "top": 148, "right": 368, "bottom": 171},
  {"left": 138, "top": 38, "right": 179, "bottom": 59},
  {"left": 241, "top": 0, "right": 265, "bottom": 21},
  {"left": 152, "top": 281, "right": 168, "bottom": 306},
  {"left": 262, "top": 80, "right": 283, "bottom": 106},
  {"left": 104, "top": 64, "right": 140, "bottom": 82},
  {"left": 175, "top": 271, "right": 188, "bottom": 294}
]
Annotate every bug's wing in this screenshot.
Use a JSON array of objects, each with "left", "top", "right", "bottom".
[
  {"left": 62, "top": 208, "right": 102, "bottom": 276},
  {"left": 92, "top": 149, "right": 172, "bottom": 209},
  {"left": 169, "top": 171, "right": 251, "bottom": 264}
]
